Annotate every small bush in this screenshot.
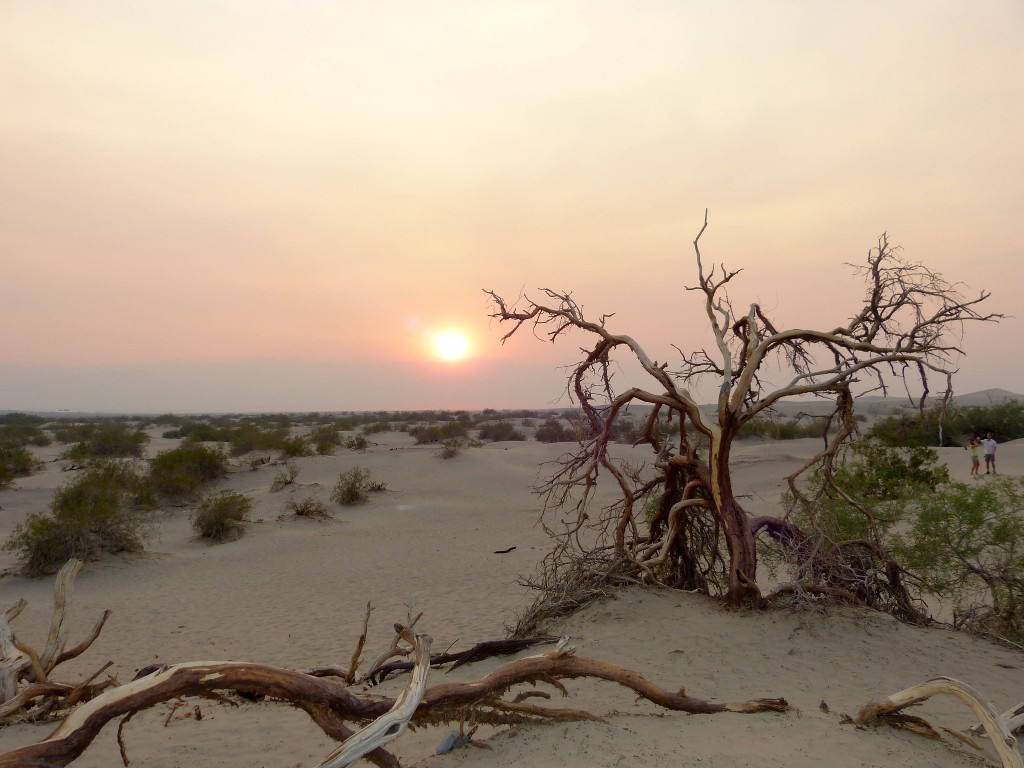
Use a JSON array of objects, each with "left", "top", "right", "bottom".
[
  {"left": 478, "top": 421, "right": 527, "bottom": 442},
  {"left": 286, "top": 496, "right": 331, "bottom": 518},
  {"left": 0, "top": 424, "right": 51, "bottom": 448},
  {"left": 270, "top": 462, "right": 300, "bottom": 492},
  {"left": 279, "top": 435, "right": 313, "bottom": 458},
  {"left": 330, "top": 467, "right": 386, "bottom": 505},
  {"left": 440, "top": 439, "right": 461, "bottom": 459},
  {"left": 4, "top": 460, "right": 151, "bottom": 576},
  {"left": 534, "top": 419, "right": 574, "bottom": 443},
  {"left": 310, "top": 426, "right": 341, "bottom": 455},
  {"left": 192, "top": 491, "right": 252, "bottom": 542},
  {"left": 0, "top": 444, "right": 36, "bottom": 489},
  {"left": 63, "top": 422, "right": 149, "bottom": 460},
  {"left": 346, "top": 435, "right": 370, "bottom": 451},
  {"left": 146, "top": 444, "right": 229, "bottom": 502}
]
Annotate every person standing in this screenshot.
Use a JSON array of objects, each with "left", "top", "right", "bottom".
[
  {"left": 969, "top": 436, "right": 981, "bottom": 476},
  {"left": 981, "top": 432, "right": 998, "bottom": 474}
]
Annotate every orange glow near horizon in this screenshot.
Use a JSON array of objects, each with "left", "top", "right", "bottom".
[
  {"left": 432, "top": 330, "right": 471, "bottom": 363},
  {"left": 0, "top": 2, "right": 1020, "bottom": 411}
]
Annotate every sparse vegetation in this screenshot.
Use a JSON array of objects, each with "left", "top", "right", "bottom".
[
  {"left": 62, "top": 422, "right": 149, "bottom": 460},
  {"left": 146, "top": 444, "right": 229, "bottom": 502},
  {"left": 440, "top": 439, "right": 462, "bottom": 459},
  {"left": 330, "top": 466, "right": 386, "bottom": 505},
  {"left": 4, "top": 460, "right": 152, "bottom": 576},
  {"left": 533, "top": 419, "right": 574, "bottom": 443},
  {"left": 310, "top": 425, "right": 341, "bottom": 455},
  {"left": 477, "top": 420, "right": 527, "bottom": 442},
  {"left": 0, "top": 444, "right": 37, "bottom": 489},
  {"left": 286, "top": 495, "right": 331, "bottom": 519},
  {"left": 270, "top": 461, "right": 300, "bottom": 492},
  {"left": 346, "top": 435, "right": 369, "bottom": 451},
  {"left": 192, "top": 490, "right": 252, "bottom": 542}
]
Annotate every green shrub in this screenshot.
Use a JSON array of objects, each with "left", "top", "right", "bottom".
[
  {"left": 279, "top": 435, "right": 313, "bottom": 458},
  {"left": 228, "top": 425, "right": 290, "bottom": 456},
  {"left": 310, "top": 425, "right": 341, "bottom": 455},
  {"left": 534, "top": 419, "right": 574, "bottom": 443},
  {"left": 0, "top": 412, "right": 45, "bottom": 426},
  {"left": 346, "top": 435, "right": 369, "bottom": 451},
  {"left": 894, "top": 477, "right": 1024, "bottom": 640},
  {"left": 0, "top": 444, "right": 36, "bottom": 489},
  {"left": 477, "top": 421, "right": 527, "bottom": 442},
  {"left": 146, "top": 444, "right": 229, "bottom": 502},
  {"left": 192, "top": 490, "right": 252, "bottom": 542},
  {"left": 63, "top": 422, "right": 149, "bottom": 460},
  {"left": 0, "top": 424, "right": 51, "bottom": 448},
  {"left": 361, "top": 421, "right": 391, "bottom": 434},
  {"left": 330, "top": 467, "right": 386, "bottom": 505},
  {"left": 4, "top": 460, "right": 151, "bottom": 576}
]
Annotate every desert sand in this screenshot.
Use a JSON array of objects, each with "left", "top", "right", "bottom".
[{"left": 0, "top": 424, "right": 1022, "bottom": 767}]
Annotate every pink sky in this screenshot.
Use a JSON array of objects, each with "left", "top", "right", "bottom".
[{"left": 2, "top": 1, "right": 1021, "bottom": 412}]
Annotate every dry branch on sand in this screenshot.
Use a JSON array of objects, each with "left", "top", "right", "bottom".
[
  {"left": 0, "top": 559, "right": 114, "bottom": 725},
  {"left": 0, "top": 629, "right": 789, "bottom": 768},
  {"left": 855, "top": 676, "right": 1024, "bottom": 768}
]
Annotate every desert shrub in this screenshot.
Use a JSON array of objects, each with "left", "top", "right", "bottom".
[
  {"left": 534, "top": 419, "right": 574, "bottom": 443},
  {"left": 246, "top": 454, "right": 271, "bottom": 471},
  {"left": 0, "top": 444, "right": 37, "bottom": 489},
  {"left": 0, "top": 412, "right": 45, "bottom": 426},
  {"left": 63, "top": 422, "right": 149, "bottom": 460},
  {"left": 0, "top": 424, "right": 51, "bottom": 448},
  {"left": 346, "top": 435, "right": 369, "bottom": 451},
  {"left": 737, "top": 416, "right": 825, "bottom": 440},
  {"left": 331, "top": 467, "right": 386, "bottom": 505},
  {"left": 192, "top": 490, "right": 252, "bottom": 542},
  {"left": 5, "top": 460, "right": 151, "bottom": 576},
  {"left": 228, "top": 425, "right": 290, "bottom": 457},
  {"left": 894, "top": 477, "right": 1024, "bottom": 641},
  {"left": 412, "top": 421, "right": 468, "bottom": 444},
  {"left": 286, "top": 496, "right": 331, "bottom": 518},
  {"left": 361, "top": 421, "right": 391, "bottom": 434},
  {"left": 477, "top": 421, "right": 527, "bottom": 442},
  {"left": 440, "top": 439, "right": 461, "bottom": 459},
  {"left": 310, "top": 425, "right": 341, "bottom": 455},
  {"left": 279, "top": 435, "right": 313, "bottom": 458},
  {"left": 146, "top": 444, "right": 229, "bottom": 502},
  {"left": 787, "top": 441, "right": 949, "bottom": 542},
  {"left": 270, "top": 461, "right": 300, "bottom": 492}
]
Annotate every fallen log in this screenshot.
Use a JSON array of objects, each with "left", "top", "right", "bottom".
[{"left": 0, "top": 636, "right": 788, "bottom": 767}]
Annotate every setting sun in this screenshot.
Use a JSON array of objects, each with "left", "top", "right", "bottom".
[{"left": 433, "top": 331, "right": 470, "bottom": 362}]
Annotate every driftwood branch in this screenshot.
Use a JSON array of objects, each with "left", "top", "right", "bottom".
[
  {"left": 0, "top": 636, "right": 788, "bottom": 767},
  {"left": 317, "top": 629, "right": 431, "bottom": 768},
  {"left": 0, "top": 559, "right": 112, "bottom": 723},
  {"left": 855, "top": 676, "right": 1023, "bottom": 768}
]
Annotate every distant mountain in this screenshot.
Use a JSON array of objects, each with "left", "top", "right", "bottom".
[{"left": 949, "top": 388, "right": 1024, "bottom": 406}]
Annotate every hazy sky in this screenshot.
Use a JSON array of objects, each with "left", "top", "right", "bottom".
[{"left": 2, "top": 1, "right": 1022, "bottom": 413}]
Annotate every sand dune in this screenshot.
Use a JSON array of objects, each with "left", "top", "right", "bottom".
[{"left": 0, "top": 427, "right": 1021, "bottom": 767}]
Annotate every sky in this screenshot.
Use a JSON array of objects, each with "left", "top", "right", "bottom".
[{"left": 2, "top": 1, "right": 1022, "bottom": 413}]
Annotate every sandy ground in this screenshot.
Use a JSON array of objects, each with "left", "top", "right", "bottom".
[{"left": 0, "top": 426, "right": 1021, "bottom": 767}]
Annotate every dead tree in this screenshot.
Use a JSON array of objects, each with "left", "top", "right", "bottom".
[{"left": 487, "top": 213, "right": 1000, "bottom": 608}]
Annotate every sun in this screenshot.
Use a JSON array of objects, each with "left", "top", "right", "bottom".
[{"left": 432, "top": 331, "right": 470, "bottom": 362}]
